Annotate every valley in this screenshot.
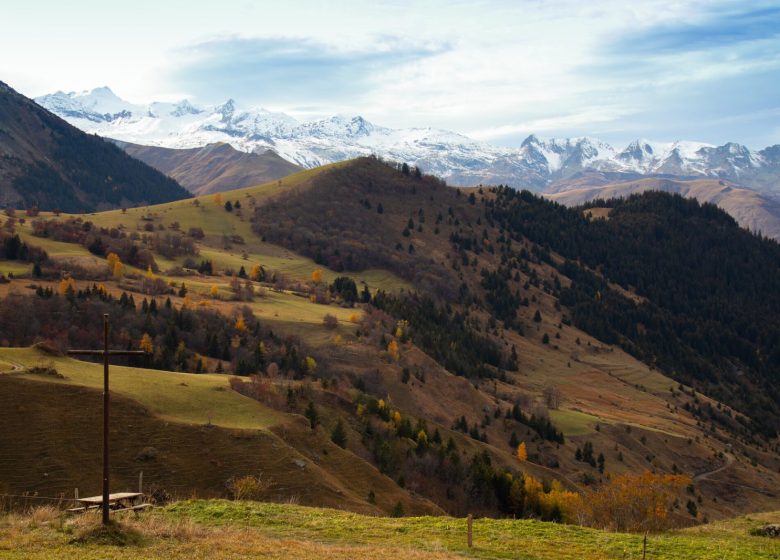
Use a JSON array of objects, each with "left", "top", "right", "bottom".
[
  {"left": 0, "top": 158, "right": 777, "bottom": 529},
  {"left": 3, "top": 3, "right": 779, "bottom": 557}
]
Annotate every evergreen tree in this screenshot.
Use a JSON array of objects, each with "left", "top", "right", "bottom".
[
  {"left": 331, "top": 419, "right": 347, "bottom": 448},
  {"left": 305, "top": 402, "right": 319, "bottom": 430}
]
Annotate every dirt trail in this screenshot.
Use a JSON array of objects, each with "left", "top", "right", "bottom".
[{"left": 694, "top": 452, "right": 735, "bottom": 483}]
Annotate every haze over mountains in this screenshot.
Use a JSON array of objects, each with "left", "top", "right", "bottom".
[{"left": 36, "top": 88, "right": 780, "bottom": 196}]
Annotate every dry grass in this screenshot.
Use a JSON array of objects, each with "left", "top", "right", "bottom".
[
  {"left": 27, "top": 505, "right": 61, "bottom": 527},
  {"left": 3, "top": 501, "right": 779, "bottom": 560},
  {"left": 0, "top": 508, "right": 459, "bottom": 560}
]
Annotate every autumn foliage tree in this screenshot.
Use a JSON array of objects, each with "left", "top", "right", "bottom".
[
  {"left": 107, "top": 252, "right": 123, "bottom": 277},
  {"left": 581, "top": 471, "right": 691, "bottom": 532},
  {"left": 387, "top": 339, "right": 400, "bottom": 361},
  {"left": 516, "top": 441, "right": 528, "bottom": 462}
]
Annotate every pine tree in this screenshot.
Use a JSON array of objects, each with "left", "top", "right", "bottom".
[
  {"left": 331, "top": 419, "right": 347, "bottom": 448},
  {"left": 391, "top": 501, "right": 404, "bottom": 517},
  {"left": 305, "top": 402, "right": 319, "bottom": 430}
]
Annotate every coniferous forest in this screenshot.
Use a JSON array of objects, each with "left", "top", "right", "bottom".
[{"left": 486, "top": 189, "right": 780, "bottom": 435}]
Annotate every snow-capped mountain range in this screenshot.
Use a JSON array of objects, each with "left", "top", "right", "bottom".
[{"left": 36, "top": 87, "right": 780, "bottom": 196}]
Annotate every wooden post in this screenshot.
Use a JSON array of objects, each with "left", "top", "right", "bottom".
[
  {"left": 467, "top": 513, "right": 473, "bottom": 548},
  {"left": 102, "top": 314, "right": 110, "bottom": 525},
  {"left": 67, "top": 313, "right": 145, "bottom": 525},
  {"left": 642, "top": 531, "right": 648, "bottom": 559},
  {"left": 138, "top": 472, "right": 143, "bottom": 495}
]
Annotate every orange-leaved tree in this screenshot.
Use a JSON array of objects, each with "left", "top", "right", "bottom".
[
  {"left": 387, "top": 340, "right": 400, "bottom": 360},
  {"left": 582, "top": 471, "right": 691, "bottom": 532},
  {"left": 139, "top": 333, "right": 154, "bottom": 354}
]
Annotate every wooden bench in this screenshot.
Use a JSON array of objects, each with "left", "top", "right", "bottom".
[{"left": 68, "top": 492, "right": 152, "bottom": 515}]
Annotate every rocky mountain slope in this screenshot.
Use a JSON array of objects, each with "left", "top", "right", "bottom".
[
  {"left": 0, "top": 82, "right": 189, "bottom": 212},
  {"left": 36, "top": 88, "right": 780, "bottom": 195},
  {"left": 113, "top": 140, "right": 302, "bottom": 195}
]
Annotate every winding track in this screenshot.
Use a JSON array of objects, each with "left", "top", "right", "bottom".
[{"left": 693, "top": 452, "right": 735, "bottom": 483}]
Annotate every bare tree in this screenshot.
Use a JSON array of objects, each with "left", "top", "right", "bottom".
[{"left": 543, "top": 385, "right": 562, "bottom": 410}]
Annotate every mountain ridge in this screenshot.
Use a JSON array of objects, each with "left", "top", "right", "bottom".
[
  {"left": 112, "top": 140, "right": 302, "bottom": 195},
  {"left": 545, "top": 174, "right": 780, "bottom": 240},
  {"left": 36, "top": 87, "right": 780, "bottom": 196}
]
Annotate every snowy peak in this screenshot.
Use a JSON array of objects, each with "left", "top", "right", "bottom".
[
  {"left": 169, "top": 99, "right": 202, "bottom": 117},
  {"left": 216, "top": 99, "right": 237, "bottom": 123},
  {"left": 34, "top": 87, "right": 780, "bottom": 195},
  {"left": 618, "top": 139, "right": 656, "bottom": 163},
  {"left": 36, "top": 87, "right": 140, "bottom": 123}
]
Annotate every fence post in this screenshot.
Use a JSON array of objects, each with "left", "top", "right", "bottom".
[
  {"left": 642, "top": 531, "right": 648, "bottom": 559},
  {"left": 139, "top": 472, "right": 143, "bottom": 495},
  {"left": 467, "top": 513, "right": 473, "bottom": 548}
]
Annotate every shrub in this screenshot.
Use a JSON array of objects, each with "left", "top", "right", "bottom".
[
  {"left": 323, "top": 314, "right": 339, "bottom": 330},
  {"left": 226, "top": 474, "right": 270, "bottom": 501}
]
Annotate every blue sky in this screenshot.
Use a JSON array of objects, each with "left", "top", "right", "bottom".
[{"left": 2, "top": 0, "right": 778, "bottom": 148}]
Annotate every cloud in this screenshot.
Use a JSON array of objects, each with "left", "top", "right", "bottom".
[
  {"left": 171, "top": 35, "right": 450, "bottom": 107},
  {"left": 610, "top": 5, "right": 780, "bottom": 54}
]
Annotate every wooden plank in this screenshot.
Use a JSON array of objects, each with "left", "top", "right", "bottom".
[
  {"left": 113, "top": 504, "right": 153, "bottom": 514},
  {"left": 77, "top": 492, "right": 143, "bottom": 504}
]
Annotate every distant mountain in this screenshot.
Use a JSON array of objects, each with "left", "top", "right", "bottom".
[
  {"left": 545, "top": 174, "right": 780, "bottom": 240},
  {"left": 0, "top": 82, "right": 189, "bottom": 212},
  {"left": 112, "top": 141, "right": 302, "bottom": 195},
  {"left": 36, "top": 87, "right": 780, "bottom": 196}
]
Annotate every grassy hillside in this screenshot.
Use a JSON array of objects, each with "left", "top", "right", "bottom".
[
  {"left": 9, "top": 161, "right": 408, "bottom": 291},
  {"left": 0, "top": 351, "right": 439, "bottom": 516},
  {"left": 1, "top": 500, "right": 779, "bottom": 559},
  {"left": 0, "top": 347, "right": 280, "bottom": 429}
]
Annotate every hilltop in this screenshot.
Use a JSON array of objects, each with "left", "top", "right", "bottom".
[
  {"left": 0, "top": 157, "right": 778, "bottom": 527},
  {"left": 0, "top": 82, "right": 189, "bottom": 212}
]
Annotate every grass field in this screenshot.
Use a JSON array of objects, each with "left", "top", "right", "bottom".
[
  {"left": 0, "top": 347, "right": 281, "bottom": 430},
  {"left": 548, "top": 409, "right": 600, "bottom": 436},
  {"left": 0, "top": 261, "right": 32, "bottom": 276},
  {"left": 1, "top": 500, "right": 777, "bottom": 559}
]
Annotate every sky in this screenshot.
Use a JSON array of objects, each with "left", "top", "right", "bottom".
[{"left": 2, "top": 0, "right": 779, "bottom": 148}]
